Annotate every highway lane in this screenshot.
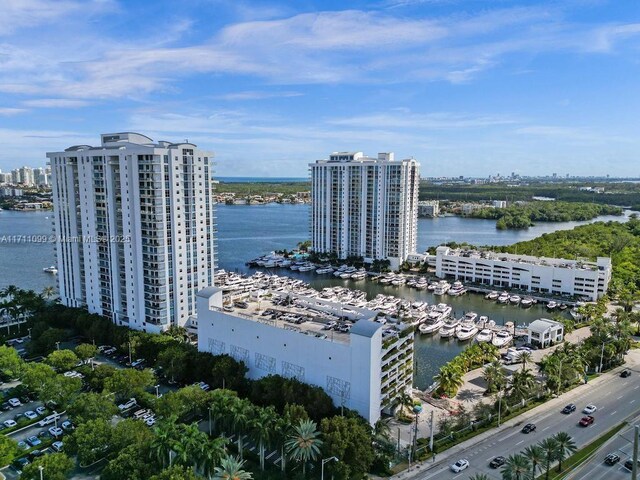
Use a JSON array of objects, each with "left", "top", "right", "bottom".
[
  {"left": 410, "top": 367, "right": 640, "bottom": 480},
  {"left": 568, "top": 416, "right": 640, "bottom": 480}
]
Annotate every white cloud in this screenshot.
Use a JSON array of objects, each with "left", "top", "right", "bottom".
[
  {"left": 0, "top": 108, "right": 26, "bottom": 116},
  {"left": 22, "top": 99, "right": 92, "bottom": 108},
  {"left": 214, "top": 91, "right": 303, "bottom": 101}
]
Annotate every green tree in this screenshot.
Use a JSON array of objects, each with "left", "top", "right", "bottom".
[
  {"left": 500, "top": 454, "right": 531, "bottom": 480},
  {"left": 0, "top": 345, "right": 23, "bottom": 379},
  {"left": 482, "top": 360, "right": 506, "bottom": 394},
  {"left": 45, "top": 349, "right": 79, "bottom": 372},
  {"left": 150, "top": 465, "right": 200, "bottom": 480},
  {"left": 539, "top": 437, "right": 560, "bottom": 480},
  {"left": 20, "top": 362, "right": 55, "bottom": 394},
  {"left": 553, "top": 432, "right": 577, "bottom": 472},
  {"left": 522, "top": 444, "right": 545, "bottom": 479},
  {"left": 102, "top": 444, "right": 159, "bottom": 480},
  {"left": 83, "top": 364, "right": 116, "bottom": 392},
  {"left": 213, "top": 455, "right": 253, "bottom": 480},
  {"left": 157, "top": 345, "right": 190, "bottom": 383},
  {"left": 151, "top": 419, "right": 179, "bottom": 469},
  {"left": 320, "top": 415, "right": 375, "bottom": 480},
  {"left": 44, "top": 374, "right": 82, "bottom": 408},
  {"left": 21, "top": 453, "right": 74, "bottom": 480},
  {"left": 67, "top": 418, "right": 113, "bottom": 465},
  {"left": 0, "top": 435, "right": 18, "bottom": 467},
  {"left": 509, "top": 368, "right": 536, "bottom": 402},
  {"left": 75, "top": 343, "right": 98, "bottom": 362},
  {"left": 103, "top": 368, "right": 156, "bottom": 400},
  {"left": 434, "top": 363, "right": 465, "bottom": 397},
  {"left": 250, "top": 406, "right": 277, "bottom": 470},
  {"left": 286, "top": 419, "right": 323, "bottom": 475},
  {"left": 67, "top": 392, "right": 118, "bottom": 425}
]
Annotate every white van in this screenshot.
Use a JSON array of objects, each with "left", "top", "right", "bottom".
[
  {"left": 38, "top": 412, "right": 61, "bottom": 427},
  {"left": 132, "top": 409, "right": 148, "bottom": 420}
]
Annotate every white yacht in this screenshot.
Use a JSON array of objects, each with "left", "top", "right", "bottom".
[
  {"left": 492, "top": 330, "right": 513, "bottom": 348},
  {"left": 351, "top": 270, "right": 367, "bottom": 281},
  {"left": 448, "top": 281, "right": 467, "bottom": 296},
  {"left": 546, "top": 301, "right": 558, "bottom": 310},
  {"left": 298, "top": 263, "right": 316, "bottom": 272},
  {"left": 391, "top": 276, "right": 407, "bottom": 286},
  {"left": 434, "top": 303, "right": 452, "bottom": 319},
  {"left": 419, "top": 318, "right": 444, "bottom": 334},
  {"left": 570, "top": 308, "right": 583, "bottom": 320},
  {"left": 415, "top": 277, "right": 429, "bottom": 289},
  {"left": 476, "top": 329, "right": 493, "bottom": 343},
  {"left": 462, "top": 311, "right": 478, "bottom": 323},
  {"left": 477, "top": 315, "right": 489, "bottom": 327},
  {"left": 509, "top": 295, "right": 521, "bottom": 305},
  {"left": 315, "top": 267, "right": 334, "bottom": 274},
  {"left": 427, "top": 282, "right": 438, "bottom": 291},
  {"left": 497, "top": 292, "right": 510, "bottom": 304},
  {"left": 456, "top": 323, "right": 479, "bottom": 341},
  {"left": 43, "top": 265, "right": 58, "bottom": 274},
  {"left": 521, "top": 297, "right": 534, "bottom": 308},
  {"left": 433, "top": 281, "right": 451, "bottom": 295},
  {"left": 485, "top": 291, "right": 499, "bottom": 300},
  {"left": 439, "top": 318, "right": 461, "bottom": 338}
]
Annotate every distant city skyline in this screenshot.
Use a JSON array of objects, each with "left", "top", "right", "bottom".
[{"left": 0, "top": 0, "right": 639, "bottom": 177}]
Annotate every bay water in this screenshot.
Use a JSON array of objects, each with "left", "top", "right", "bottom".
[{"left": 0, "top": 205, "right": 631, "bottom": 386}]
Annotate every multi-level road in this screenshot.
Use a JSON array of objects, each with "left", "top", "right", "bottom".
[{"left": 403, "top": 365, "right": 640, "bottom": 480}]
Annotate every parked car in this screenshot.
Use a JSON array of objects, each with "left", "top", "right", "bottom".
[
  {"left": 17, "top": 441, "right": 28, "bottom": 450},
  {"left": 130, "top": 359, "right": 145, "bottom": 368},
  {"left": 48, "top": 426, "right": 63, "bottom": 437},
  {"left": 489, "top": 456, "right": 506, "bottom": 468},
  {"left": 1, "top": 402, "right": 11, "bottom": 411},
  {"left": 118, "top": 398, "right": 137, "bottom": 411},
  {"left": 26, "top": 435, "right": 41, "bottom": 447},
  {"left": 38, "top": 413, "right": 61, "bottom": 427},
  {"left": 28, "top": 450, "right": 43, "bottom": 461},
  {"left": 51, "top": 441, "right": 64, "bottom": 452},
  {"left": 604, "top": 453, "right": 620, "bottom": 465},
  {"left": 579, "top": 415, "right": 595, "bottom": 427},
  {"left": 35, "top": 406, "right": 46, "bottom": 416},
  {"left": 24, "top": 411, "right": 38, "bottom": 420},
  {"left": 624, "top": 458, "right": 640, "bottom": 471},
  {"left": 12, "top": 457, "right": 29, "bottom": 473},
  {"left": 450, "top": 459, "right": 469, "bottom": 473},
  {"left": 3, "top": 420, "right": 17, "bottom": 428},
  {"left": 562, "top": 404, "right": 576, "bottom": 414},
  {"left": 61, "top": 420, "right": 74, "bottom": 431},
  {"left": 620, "top": 369, "right": 631, "bottom": 378},
  {"left": 583, "top": 404, "right": 597, "bottom": 414},
  {"left": 8, "top": 398, "right": 21, "bottom": 407},
  {"left": 522, "top": 423, "right": 537, "bottom": 434}
]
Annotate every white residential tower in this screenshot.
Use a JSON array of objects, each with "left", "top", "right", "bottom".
[
  {"left": 47, "top": 132, "right": 216, "bottom": 332},
  {"left": 310, "top": 152, "right": 419, "bottom": 270}
]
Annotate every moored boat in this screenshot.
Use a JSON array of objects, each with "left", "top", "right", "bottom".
[
  {"left": 485, "top": 290, "right": 499, "bottom": 300},
  {"left": 456, "top": 323, "right": 479, "bottom": 341},
  {"left": 476, "top": 329, "right": 493, "bottom": 343},
  {"left": 492, "top": 330, "right": 513, "bottom": 348}
]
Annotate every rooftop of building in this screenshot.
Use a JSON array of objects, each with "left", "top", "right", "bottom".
[
  {"left": 436, "top": 246, "right": 610, "bottom": 271},
  {"left": 199, "top": 285, "right": 411, "bottom": 347},
  {"left": 48, "top": 132, "right": 205, "bottom": 154},
  {"left": 312, "top": 151, "right": 419, "bottom": 165},
  {"left": 528, "top": 318, "right": 564, "bottom": 332}
]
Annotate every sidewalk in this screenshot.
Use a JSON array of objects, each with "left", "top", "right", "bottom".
[{"left": 391, "top": 348, "right": 640, "bottom": 479}]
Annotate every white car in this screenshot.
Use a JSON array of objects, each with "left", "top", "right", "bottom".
[
  {"left": 3, "top": 419, "right": 17, "bottom": 428},
  {"left": 583, "top": 404, "right": 597, "bottom": 414},
  {"left": 8, "top": 398, "right": 21, "bottom": 407},
  {"left": 35, "top": 406, "right": 46, "bottom": 416},
  {"left": 24, "top": 411, "right": 38, "bottom": 420},
  {"left": 118, "top": 398, "right": 137, "bottom": 411},
  {"left": 48, "top": 426, "right": 63, "bottom": 437},
  {"left": 51, "top": 441, "right": 64, "bottom": 452},
  {"left": 450, "top": 459, "right": 469, "bottom": 473},
  {"left": 145, "top": 417, "right": 156, "bottom": 426}
]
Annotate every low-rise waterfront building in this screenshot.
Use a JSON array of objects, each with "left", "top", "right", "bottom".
[
  {"left": 196, "top": 286, "right": 414, "bottom": 424},
  {"left": 435, "top": 246, "right": 611, "bottom": 301},
  {"left": 418, "top": 200, "right": 439, "bottom": 217},
  {"left": 527, "top": 318, "right": 564, "bottom": 348}
]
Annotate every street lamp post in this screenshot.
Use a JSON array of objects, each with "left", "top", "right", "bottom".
[
  {"left": 208, "top": 407, "right": 212, "bottom": 436},
  {"left": 497, "top": 389, "right": 503, "bottom": 427},
  {"left": 321, "top": 456, "right": 338, "bottom": 480},
  {"left": 154, "top": 385, "right": 160, "bottom": 398},
  {"left": 55, "top": 341, "right": 60, "bottom": 350},
  {"left": 599, "top": 342, "right": 606, "bottom": 373},
  {"left": 39, "top": 465, "right": 44, "bottom": 480},
  {"left": 28, "top": 328, "right": 32, "bottom": 339}
]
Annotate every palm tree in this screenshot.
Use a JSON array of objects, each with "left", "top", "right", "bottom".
[
  {"left": 173, "top": 423, "right": 208, "bottom": 468},
  {"left": 213, "top": 455, "right": 253, "bottom": 480},
  {"left": 509, "top": 368, "right": 536, "bottom": 402},
  {"left": 201, "top": 437, "right": 228, "bottom": 479},
  {"left": 553, "top": 432, "right": 577, "bottom": 472},
  {"left": 250, "top": 406, "right": 276, "bottom": 470},
  {"left": 519, "top": 350, "right": 533, "bottom": 371},
  {"left": 285, "top": 419, "right": 323, "bottom": 476},
  {"left": 397, "top": 391, "right": 413, "bottom": 415},
  {"left": 41, "top": 286, "right": 56, "bottom": 301},
  {"left": 434, "top": 363, "right": 465, "bottom": 397},
  {"left": 483, "top": 360, "right": 505, "bottom": 394},
  {"left": 539, "top": 436, "right": 560, "bottom": 480},
  {"left": 500, "top": 454, "right": 531, "bottom": 480},
  {"left": 274, "top": 415, "right": 292, "bottom": 473},
  {"left": 522, "top": 444, "right": 545, "bottom": 479},
  {"left": 231, "top": 400, "right": 252, "bottom": 460},
  {"left": 373, "top": 417, "right": 391, "bottom": 440},
  {"left": 151, "top": 420, "right": 178, "bottom": 468}
]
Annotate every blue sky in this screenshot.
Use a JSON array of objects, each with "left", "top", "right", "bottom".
[{"left": 0, "top": 0, "right": 639, "bottom": 177}]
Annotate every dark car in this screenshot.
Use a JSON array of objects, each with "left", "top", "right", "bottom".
[
  {"left": 562, "top": 404, "right": 576, "bottom": 414},
  {"left": 579, "top": 415, "right": 595, "bottom": 427},
  {"left": 489, "top": 456, "right": 506, "bottom": 468},
  {"left": 28, "top": 450, "right": 43, "bottom": 461},
  {"left": 1, "top": 402, "right": 11, "bottom": 411},
  {"left": 522, "top": 423, "right": 536, "bottom": 433},
  {"left": 604, "top": 453, "right": 620, "bottom": 465},
  {"left": 12, "top": 457, "right": 29, "bottom": 473},
  {"left": 620, "top": 369, "right": 631, "bottom": 378},
  {"left": 624, "top": 458, "right": 640, "bottom": 470},
  {"left": 521, "top": 342, "right": 539, "bottom": 350}
]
